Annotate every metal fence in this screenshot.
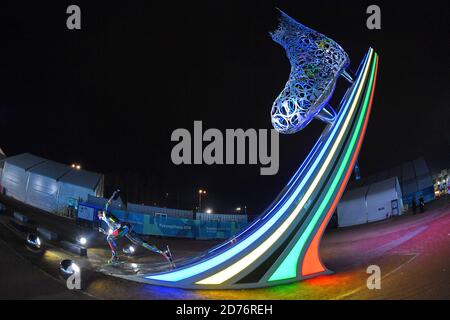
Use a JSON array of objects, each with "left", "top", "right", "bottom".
[{"left": 77, "top": 202, "right": 247, "bottom": 240}]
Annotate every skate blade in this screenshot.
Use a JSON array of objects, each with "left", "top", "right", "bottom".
[{"left": 165, "top": 245, "right": 176, "bottom": 269}]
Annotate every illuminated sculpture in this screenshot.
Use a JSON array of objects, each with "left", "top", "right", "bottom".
[
  {"left": 271, "top": 10, "right": 350, "bottom": 134},
  {"left": 117, "top": 10, "right": 379, "bottom": 289}
]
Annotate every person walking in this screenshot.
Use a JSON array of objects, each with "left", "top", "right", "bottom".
[
  {"left": 412, "top": 198, "right": 417, "bottom": 215},
  {"left": 419, "top": 196, "right": 425, "bottom": 213}
]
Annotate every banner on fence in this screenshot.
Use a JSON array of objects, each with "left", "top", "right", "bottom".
[{"left": 77, "top": 204, "right": 247, "bottom": 240}]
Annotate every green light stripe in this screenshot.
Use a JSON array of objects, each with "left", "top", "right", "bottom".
[{"left": 268, "top": 54, "right": 377, "bottom": 282}]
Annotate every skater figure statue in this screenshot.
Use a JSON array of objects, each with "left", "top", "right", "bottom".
[{"left": 98, "top": 189, "right": 175, "bottom": 269}]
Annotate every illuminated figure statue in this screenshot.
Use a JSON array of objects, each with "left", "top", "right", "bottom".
[
  {"left": 98, "top": 190, "right": 176, "bottom": 269},
  {"left": 271, "top": 10, "right": 351, "bottom": 134}
]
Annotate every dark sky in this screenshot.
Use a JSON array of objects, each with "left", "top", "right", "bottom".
[{"left": 0, "top": 0, "right": 449, "bottom": 213}]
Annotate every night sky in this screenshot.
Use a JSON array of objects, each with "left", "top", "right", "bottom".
[{"left": 0, "top": 1, "right": 449, "bottom": 214}]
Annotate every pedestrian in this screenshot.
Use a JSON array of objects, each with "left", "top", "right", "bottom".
[
  {"left": 412, "top": 198, "right": 417, "bottom": 215},
  {"left": 419, "top": 196, "right": 425, "bottom": 213}
]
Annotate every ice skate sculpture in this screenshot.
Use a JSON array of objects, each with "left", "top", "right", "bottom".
[
  {"left": 117, "top": 10, "right": 379, "bottom": 289},
  {"left": 271, "top": 10, "right": 351, "bottom": 134}
]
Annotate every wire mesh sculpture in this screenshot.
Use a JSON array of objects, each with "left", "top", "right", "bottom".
[{"left": 270, "top": 10, "right": 350, "bottom": 134}]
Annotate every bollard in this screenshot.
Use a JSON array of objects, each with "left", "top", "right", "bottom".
[
  {"left": 60, "top": 240, "right": 87, "bottom": 256},
  {"left": 13, "top": 211, "right": 28, "bottom": 223},
  {"left": 37, "top": 227, "right": 58, "bottom": 241}
]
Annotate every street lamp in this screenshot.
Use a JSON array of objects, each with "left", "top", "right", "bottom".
[
  {"left": 78, "top": 236, "right": 87, "bottom": 246},
  {"left": 206, "top": 208, "right": 212, "bottom": 214},
  {"left": 198, "top": 189, "right": 207, "bottom": 210},
  {"left": 71, "top": 163, "right": 81, "bottom": 170},
  {"left": 236, "top": 207, "right": 242, "bottom": 212}
]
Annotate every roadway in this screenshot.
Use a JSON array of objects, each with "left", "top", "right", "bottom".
[{"left": 0, "top": 195, "right": 449, "bottom": 299}]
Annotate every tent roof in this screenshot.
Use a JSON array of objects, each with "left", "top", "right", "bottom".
[
  {"left": 348, "top": 157, "right": 433, "bottom": 191},
  {"left": 59, "top": 169, "right": 103, "bottom": 191},
  {"left": 3, "top": 153, "right": 46, "bottom": 170},
  {"left": 29, "top": 160, "right": 72, "bottom": 180},
  {"left": 367, "top": 176, "right": 397, "bottom": 194},
  {"left": 3, "top": 153, "right": 103, "bottom": 190},
  {"left": 341, "top": 185, "right": 369, "bottom": 202},
  {"left": 342, "top": 177, "right": 399, "bottom": 203}
]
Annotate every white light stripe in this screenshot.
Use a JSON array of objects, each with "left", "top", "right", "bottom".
[{"left": 197, "top": 50, "right": 374, "bottom": 285}]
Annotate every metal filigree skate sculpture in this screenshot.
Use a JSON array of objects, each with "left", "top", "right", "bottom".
[{"left": 271, "top": 10, "right": 350, "bottom": 134}]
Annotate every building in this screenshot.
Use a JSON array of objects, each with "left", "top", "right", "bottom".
[
  {"left": 338, "top": 176, "right": 403, "bottom": 227},
  {"left": 433, "top": 169, "right": 449, "bottom": 197},
  {"left": 0, "top": 147, "right": 6, "bottom": 181},
  {"left": 0, "top": 153, "right": 46, "bottom": 202},
  {"left": 337, "top": 157, "right": 436, "bottom": 227},
  {"left": 427, "top": 149, "right": 450, "bottom": 197},
  {"left": 348, "top": 157, "right": 435, "bottom": 207},
  {"left": 399, "top": 158, "right": 435, "bottom": 205},
  {"left": 0, "top": 153, "right": 104, "bottom": 214}
]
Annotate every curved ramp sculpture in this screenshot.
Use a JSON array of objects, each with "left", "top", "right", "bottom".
[{"left": 122, "top": 11, "right": 378, "bottom": 289}]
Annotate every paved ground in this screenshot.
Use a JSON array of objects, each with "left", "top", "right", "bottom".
[
  {"left": 0, "top": 222, "right": 90, "bottom": 299},
  {"left": 0, "top": 195, "right": 449, "bottom": 299}
]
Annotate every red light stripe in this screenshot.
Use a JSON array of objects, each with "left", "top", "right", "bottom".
[{"left": 301, "top": 56, "right": 379, "bottom": 276}]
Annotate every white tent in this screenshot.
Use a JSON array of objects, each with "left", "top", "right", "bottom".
[
  {"left": 0, "top": 153, "right": 46, "bottom": 201},
  {"left": 366, "top": 177, "right": 403, "bottom": 223},
  {"left": 414, "top": 158, "right": 434, "bottom": 190},
  {"left": 338, "top": 177, "right": 403, "bottom": 227},
  {"left": 0, "top": 153, "right": 104, "bottom": 213},
  {"left": 57, "top": 169, "right": 104, "bottom": 212},
  {"left": 26, "top": 160, "right": 72, "bottom": 212},
  {"left": 337, "top": 185, "right": 369, "bottom": 227},
  {"left": 0, "top": 147, "right": 6, "bottom": 182}
]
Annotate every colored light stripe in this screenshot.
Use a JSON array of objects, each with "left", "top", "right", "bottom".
[
  {"left": 208, "top": 135, "right": 325, "bottom": 255},
  {"left": 145, "top": 52, "right": 368, "bottom": 283},
  {"left": 271, "top": 54, "right": 377, "bottom": 281},
  {"left": 196, "top": 50, "right": 375, "bottom": 285},
  {"left": 269, "top": 53, "right": 378, "bottom": 281},
  {"left": 146, "top": 50, "right": 372, "bottom": 284},
  {"left": 301, "top": 57, "right": 378, "bottom": 276}
]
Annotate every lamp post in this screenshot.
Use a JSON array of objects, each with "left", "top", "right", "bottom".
[
  {"left": 198, "top": 189, "right": 207, "bottom": 211},
  {"left": 71, "top": 163, "right": 82, "bottom": 170},
  {"left": 236, "top": 206, "right": 247, "bottom": 214}
]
